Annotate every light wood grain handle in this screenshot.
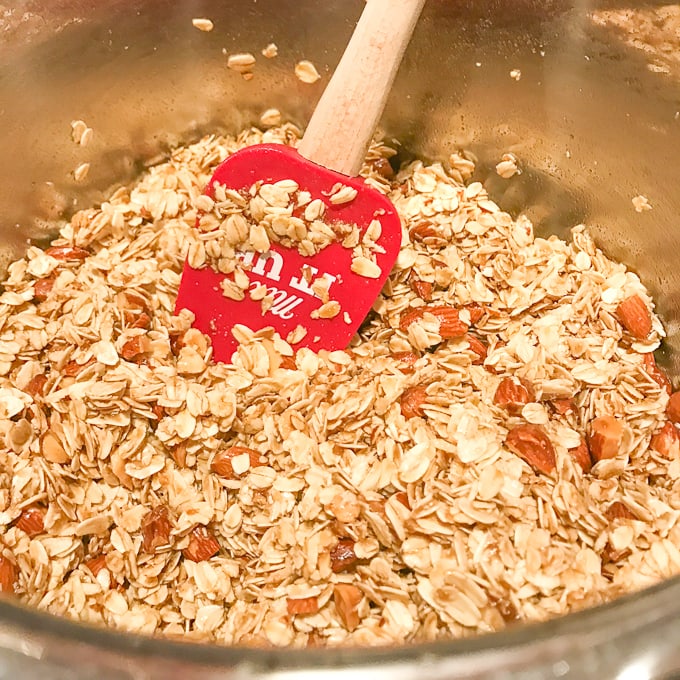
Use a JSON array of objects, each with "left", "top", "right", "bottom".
[{"left": 297, "top": 0, "right": 426, "bottom": 177}]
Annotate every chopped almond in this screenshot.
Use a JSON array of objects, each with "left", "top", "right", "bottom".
[
  {"left": 569, "top": 439, "right": 592, "bottom": 473},
  {"left": 667, "top": 392, "right": 680, "bottom": 424},
  {"left": 605, "top": 501, "right": 636, "bottom": 521},
  {"left": 45, "top": 245, "right": 90, "bottom": 261},
  {"left": 465, "top": 334, "right": 487, "bottom": 365},
  {"left": 399, "top": 305, "right": 469, "bottom": 338},
  {"left": 650, "top": 421, "right": 680, "bottom": 459},
  {"left": 643, "top": 353, "right": 672, "bottom": 395},
  {"left": 183, "top": 526, "right": 220, "bottom": 562},
  {"left": 25, "top": 374, "right": 48, "bottom": 397},
  {"left": 33, "top": 276, "right": 55, "bottom": 302},
  {"left": 400, "top": 384, "right": 429, "bottom": 419},
  {"left": 0, "top": 556, "right": 17, "bottom": 594},
  {"left": 409, "top": 277, "right": 433, "bottom": 301},
  {"left": 330, "top": 538, "right": 358, "bottom": 573},
  {"left": 141, "top": 506, "right": 172, "bottom": 553},
  {"left": 286, "top": 595, "right": 319, "bottom": 616},
  {"left": 493, "top": 376, "right": 534, "bottom": 413},
  {"left": 505, "top": 424, "right": 556, "bottom": 475},
  {"left": 84, "top": 554, "right": 108, "bottom": 577},
  {"left": 63, "top": 357, "right": 95, "bottom": 377},
  {"left": 333, "top": 584, "right": 363, "bottom": 631},
  {"left": 121, "top": 335, "right": 153, "bottom": 362},
  {"left": 551, "top": 398, "right": 577, "bottom": 416},
  {"left": 588, "top": 416, "right": 624, "bottom": 462},
  {"left": 211, "top": 446, "right": 266, "bottom": 479},
  {"left": 15, "top": 507, "right": 44, "bottom": 537},
  {"left": 391, "top": 351, "right": 419, "bottom": 373}
]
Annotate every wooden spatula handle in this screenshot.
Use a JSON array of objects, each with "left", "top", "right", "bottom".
[{"left": 297, "top": 0, "right": 426, "bottom": 177}]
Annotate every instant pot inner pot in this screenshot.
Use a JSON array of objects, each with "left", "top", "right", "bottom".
[{"left": 1, "top": 1, "right": 680, "bottom": 679}]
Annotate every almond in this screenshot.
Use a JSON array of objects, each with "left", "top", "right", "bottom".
[
  {"left": 151, "top": 403, "right": 165, "bottom": 422},
  {"left": 650, "top": 421, "right": 680, "bottom": 459},
  {"left": 399, "top": 305, "right": 469, "bottom": 338},
  {"left": 141, "top": 506, "right": 172, "bottom": 553},
  {"left": 286, "top": 595, "right": 319, "bottom": 616},
  {"left": 371, "top": 157, "right": 394, "bottom": 180},
  {"left": 505, "top": 424, "right": 556, "bottom": 475},
  {"left": 643, "top": 353, "right": 672, "bottom": 395},
  {"left": 84, "top": 554, "right": 108, "bottom": 577},
  {"left": 488, "top": 594, "right": 520, "bottom": 623},
  {"left": 171, "top": 442, "right": 187, "bottom": 468},
  {"left": 463, "top": 303, "right": 486, "bottom": 325},
  {"left": 45, "top": 245, "right": 91, "bottom": 261},
  {"left": 409, "top": 277, "right": 433, "bottom": 301},
  {"left": 333, "top": 584, "right": 363, "bottom": 631},
  {"left": 588, "top": 415, "right": 625, "bottom": 462},
  {"left": 616, "top": 294, "right": 652, "bottom": 340},
  {"left": 569, "top": 438, "right": 592, "bottom": 473},
  {"left": 391, "top": 351, "right": 419, "bottom": 373},
  {"left": 183, "top": 526, "right": 220, "bottom": 562},
  {"left": 667, "top": 392, "right": 680, "bottom": 424},
  {"left": 605, "top": 501, "right": 636, "bottom": 521},
  {"left": 125, "top": 311, "right": 152, "bottom": 329},
  {"left": 551, "top": 398, "right": 577, "bottom": 416},
  {"left": 121, "top": 335, "right": 153, "bottom": 362},
  {"left": 408, "top": 220, "right": 438, "bottom": 241},
  {"left": 0, "top": 556, "right": 17, "bottom": 594},
  {"left": 494, "top": 376, "right": 534, "bottom": 414},
  {"left": 330, "top": 538, "right": 358, "bottom": 573},
  {"left": 465, "top": 334, "right": 487, "bottom": 365},
  {"left": 15, "top": 507, "right": 44, "bottom": 537},
  {"left": 400, "top": 384, "right": 429, "bottom": 419},
  {"left": 25, "top": 374, "right": 48, "bottom": 397},
  {"left": 393, "top": 491, "right": 411, "bottom": 509},
  {"left": 40, "top": 432, "right": 70, "bottom": 464},
  {"left": 116, "top": 290, "right": 149, "bottom": 314},
  {"left": 279, "top": 355, "right": 297, "bottom": 370},
  {"left": 211, "top": 446, "right": 266, "bottom": 479},
  {"left": 63, "top": 357, "right": 95, "bottom": 377},
  {"left": 33, "top": 276, "right": 55, "bottom": 302}
]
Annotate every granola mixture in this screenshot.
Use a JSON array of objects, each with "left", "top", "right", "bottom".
[{"left": 1, "top": 123, "right": 680, "bottom": 647}]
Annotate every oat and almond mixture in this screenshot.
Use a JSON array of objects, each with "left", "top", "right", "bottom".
[{"left": 1, "top": 123, "right": 680, "bottom": 647}]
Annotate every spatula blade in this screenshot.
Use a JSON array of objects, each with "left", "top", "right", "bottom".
[{"left": 175, "top": 144, "right": 401, "bottom": 363}]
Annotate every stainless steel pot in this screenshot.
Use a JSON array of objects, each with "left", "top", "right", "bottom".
[{"left": 2, "top": 1, "right": 680, "bottom": 677}]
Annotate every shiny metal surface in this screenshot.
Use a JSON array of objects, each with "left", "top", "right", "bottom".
[{"left": 1, "top": 0, "right": 680, "bottom": 677}]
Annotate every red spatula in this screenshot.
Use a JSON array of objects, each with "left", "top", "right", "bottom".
[{"left": 176, "top": 0, "right": 427, "bottom": 363}]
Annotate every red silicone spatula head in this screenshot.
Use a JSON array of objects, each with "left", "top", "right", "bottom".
[
  {"left": 175, "top": 0, "right": 425, "bottom": 363},
  {"left": 175, "top": 144, "right": 401, "bottom": 363}
]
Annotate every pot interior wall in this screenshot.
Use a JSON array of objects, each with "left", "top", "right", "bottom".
[{"left": 2, "top": 1, "right": 679, "bottom": 375}]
